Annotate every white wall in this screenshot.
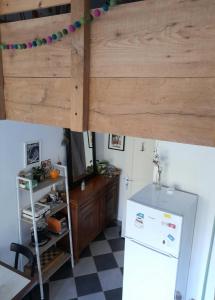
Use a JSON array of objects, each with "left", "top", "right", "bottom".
[
  {"left": 0, "top": 121, "right": 65, "bottom": 264},
  {"left": 156, "top": 141, "right": 215, "bottom": 300}
]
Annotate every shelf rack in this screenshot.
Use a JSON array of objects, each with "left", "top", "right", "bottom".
[{"left": 16, "top": 164, "right": 74, "bottom": 300}]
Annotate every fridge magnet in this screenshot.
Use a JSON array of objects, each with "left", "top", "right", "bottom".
[
  {"left": 108, "top": 134, "right": 125, "bottom": 151},
  {"left": 24, "top": 140, "right": 41, "bottom": 167}
]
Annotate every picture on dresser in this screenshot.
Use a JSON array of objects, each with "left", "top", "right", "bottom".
[{"left": 24, "top": 140, "right": 41, "bottom": 167}]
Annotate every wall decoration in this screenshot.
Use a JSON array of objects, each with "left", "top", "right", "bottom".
[
  {"left": 87, "top": 131, "right": 93, "bottom": 148},
  {"left": 0, "top": 1, "right": 117, "bottom": 51},
  {"left": 108, "top": 134, "right": 125, "bottom": 151},
  {"left": 24, "top": 141, "right": 41, "bottom": 167}
]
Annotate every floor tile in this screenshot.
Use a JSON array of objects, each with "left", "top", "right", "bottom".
[
  {"left": 106, "top": 220, "right": 119, "bottom": 228},
  {"left": 104, "top": 226, "right": 121, "bottom": 240},
  {"left": 94, "top": 232, "right": 106, "bottom": 241},
  {"left": 50, "top": 261, "right": 73, "bottom": 281},
  {"left": 24, "top": 283, "right": 49, "bottom": 300},
  {"left": 75, "top": 273, "right": 102, "bottom": 297},
  {"left": 80, "top": 246, "right": 92, "bottom": 258},
  {"left": 73, "top": 257, "right": 97, "bottom": 277},
  {"left": 78, "top": 292, "right": 106, "bottom": 300},
  {"left": 98, "top": 268, "right": 123, "bottom": 291},
  {"left": 94, "top": 253, "right": 118, "bottom": 271},
  {"left": 113, "top": 251, "right": 124, "bottom": 267},
  {"left": 108, "top": 238, "right": 125, "bottom": 252},
  {"left": 90, "top": 240, "right": 112, "bottom": 256},
  {"left": 104, "top": 288, "right": 123, "bottom": 300},
  {"left": 49, "top": 278, "right": 77, "bottom": 300}
]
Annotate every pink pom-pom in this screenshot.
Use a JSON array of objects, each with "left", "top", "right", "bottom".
[
  {"left": 9, "top": 44, "right": 13, "bottom": 49},
  {"left": 27, "top": 42, "right": 32, "bottom": 48},
  {"left": 68, "top": 24, "right": 76, "bottom": 32},
  {"left": 93, "top": 9, "right": 101, "bottom": 17},
  {"left": 47, "top": 36, "right": 52, "bottom": 44}
]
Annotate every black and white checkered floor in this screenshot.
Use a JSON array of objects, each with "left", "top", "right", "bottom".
[{"left": 31, "top": 225, "right": 124, "bottom": 300}]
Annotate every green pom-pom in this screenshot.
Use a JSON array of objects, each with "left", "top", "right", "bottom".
[
  {"left": 57, "top": 31, "right": 63, "bottom": 39},
  {"left": 0, "top": 44, "right": 4, "bottom": 50},
  {"left": 62, "top": 28, "right": 68, "bottom": 35},
  {"left": 36, "top": 39, "right": 42, "bottom": 46},
  {"left": 80, "top": 17, "right": 85, "bottom": 25},
  {"left": 110, "top": 0, "right": 117, "bottom": 6}
]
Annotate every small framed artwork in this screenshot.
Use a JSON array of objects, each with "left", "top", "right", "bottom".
[
  {"left": 24, "top": 141, "right": 41, "bottom": 167},
  {"left": 108, "top": 134, "right": 125, "bottom": 151},
  {"left": 87, "top": 131, "right": 93, "bottom": 148}
]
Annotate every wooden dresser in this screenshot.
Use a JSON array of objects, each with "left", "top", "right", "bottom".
[{"left": 69, "top": 175, "right": 120, "bottom": 261}]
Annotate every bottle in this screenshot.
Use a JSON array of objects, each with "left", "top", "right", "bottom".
[{"left": 81, "top": 180, "right": 85, "bottom": 191}]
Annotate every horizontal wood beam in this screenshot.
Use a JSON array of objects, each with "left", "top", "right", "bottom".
[
  {"left": 0, "top": 0, "right": 70, "bottom": 15},
  {"left": 90, "top": 0, "right": 215, "bottom": 78},
  {"left": 89, "top": 78, "right": 215, "bottom": 147},
  {"left": 1, "top": 14, "right": 72, "bottom": 78},
  {"left": 4, "top": 77, "right": 71, "bottom": 127}
]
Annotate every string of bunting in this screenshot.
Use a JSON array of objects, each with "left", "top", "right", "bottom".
[{"left": 0, "top": 0, "right": 117, "bottom": 50}]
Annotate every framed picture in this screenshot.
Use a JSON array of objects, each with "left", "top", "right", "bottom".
[
  {"left": 87, "top": 131, "right": 93, "bottom": 148},
  {"left": 108, "top": 134, "right": 125, "bottom": 151},
  {"left": 24, "top": 141, "right": 41, "bottom": 167}
]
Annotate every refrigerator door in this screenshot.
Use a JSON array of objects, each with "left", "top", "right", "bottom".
[
  {"left": 126, "top": 199, "right": 183, "bottom": 258},
  {"left": 122, "top": 238, "right": 179, "bottom": 300}
]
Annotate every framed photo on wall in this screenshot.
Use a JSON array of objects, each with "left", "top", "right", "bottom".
[
  {"left": 24, "top": 140, "right": 41, "bottom": 167},
  {"left": 108, "top": 134, "right": 125, "bottom": 151}
]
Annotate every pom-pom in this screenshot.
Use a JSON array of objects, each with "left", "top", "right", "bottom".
[
  {"left": 68, "top": 24, "right": 76, "bottom": 32},
  {"left": 93, "top": 9, "right": 101, "bottom": 17}
]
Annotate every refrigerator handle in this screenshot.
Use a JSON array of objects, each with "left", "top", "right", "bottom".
[{"left": 125, "top": 236, "right": 177, "bottom": 259}]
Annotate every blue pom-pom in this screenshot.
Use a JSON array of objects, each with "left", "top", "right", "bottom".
[
  {"left": 102, "top": 3, "right": 109, "bottom": 11},
  {"left": 52, "top": 33, "right": 58, "bottom": 40},
  {"left": 74, "top": 21, "right": 81, "bottom": 28},
  {"left": 32, "top": 41, "right": 37, "bottom": 47}
]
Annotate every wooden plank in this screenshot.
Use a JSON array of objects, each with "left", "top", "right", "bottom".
[
  {"left": 0, "top": 32, "right": 5, "bottom": 119},
  {"left": 4, "top": 77, "right": 71, "bottom": 127},
  {"left": 90, "top": 0, "right": 215, "bottom": 78},
  {"left": 1, "top": 14, "right": 72, "bottom": 77},
  {"left": 0, "top": 0, "right": 70, "bottom": 15},
  {"left": 70, "top": 0, "right": 90, "bottom": 131},
  {"left": 89, "top": 78, "right": 215, "bottom": 147}
]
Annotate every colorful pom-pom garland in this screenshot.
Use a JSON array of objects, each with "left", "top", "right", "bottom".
[{"left": 0, "top": 0, "right": 116, "bottom": 51}]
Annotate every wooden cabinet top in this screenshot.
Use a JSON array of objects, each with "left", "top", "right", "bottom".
[{"left": 69, "top": 175, "right": 119, "bottom": 206}]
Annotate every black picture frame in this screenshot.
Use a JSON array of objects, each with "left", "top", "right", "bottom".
[
  {"left": 65, "top": 129, "right": 97, "bottom": 189},
  {"left": 108, "top": 134, "right": 125, "bottom": 151}
]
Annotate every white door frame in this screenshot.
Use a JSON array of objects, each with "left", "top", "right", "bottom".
[{"left": 202, "top": 218, "right": 215, "bottom": 300}]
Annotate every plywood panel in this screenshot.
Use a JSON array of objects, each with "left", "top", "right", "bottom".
[
  {"left": 0, "top": 0, "right": 70, "bottom": 15},
  {"left": 1, "top": 14, "right": 73, "bottom": 77},
  {"left": 90, "top": 0, "right": 215, "bottom": 78},
  {"left": 4, "top": 77, "right": 71, "bottom": 127},
  {"left": 70, "top": 0, "right": 90, "bottom": 131},
  {"left": 89, "top": 78, "right": 215, "bottom": 146}
]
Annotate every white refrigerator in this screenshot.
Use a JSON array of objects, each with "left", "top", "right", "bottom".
[{"left": 122, "top": 184, "right": 197, "bottom": 300}]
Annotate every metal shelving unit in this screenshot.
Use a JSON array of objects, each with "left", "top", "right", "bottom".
[{"left": 16, "top": 164, "right": 74, "bottom": 300}]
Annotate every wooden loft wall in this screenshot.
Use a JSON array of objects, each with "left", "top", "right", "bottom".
[
  {"left": 0, "top": 0, "right": 89, "bottom": 131},
  {"left": 1, "top": 0, "right": 215, "bottom": 146},
  {"left": 89, "top": 0, "right": 215, "bottom": 147}
]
